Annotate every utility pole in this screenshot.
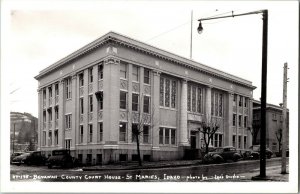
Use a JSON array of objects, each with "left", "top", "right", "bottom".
[{"left": 281, "top": 62, "right": 288, "bottom": 174}]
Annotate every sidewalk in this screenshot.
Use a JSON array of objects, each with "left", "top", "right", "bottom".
[{"left": 82, "top": 158, "right": 289, "bottom": 182}]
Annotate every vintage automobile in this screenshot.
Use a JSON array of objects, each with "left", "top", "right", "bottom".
[
  {"left": 203, "top": 146, "right": 242, "bottom": 164},
  {"left": 10, "top": 152, "right": 24, "bottom": 164},
  {"left": 12, "top": 151, "right": 46, "bottom": 166},
  {"left": 249, "top": 145, "right": 273, "bottom": 159},
  {"left": 47, "top": 149, "right": 78, "bottom": 169}
]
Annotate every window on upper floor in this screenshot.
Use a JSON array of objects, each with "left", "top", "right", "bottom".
[
  {"left": 187, "top": 84, "right": 203, "bottom": 113},
  {"left": 120, "top": 63, "right": 127, "bottom": 79},
  {"left": 233, "top": 114, "right": 236, "bottom": 126},
  {"left": 97, "top": 91, "right": 103, "bottom": 111},
  {"left": 119, "top": 122, "right": 127, "bottom": 142},
  {"left": 55, "top": 84, "right": 59, "bottom": 96},
  {"left": 211, "top": 91, "right": 223, "bottom": 117},
  {"left": 79, "top": 73, "right": 84, "bottom": 87},
  {"left": 132, "top": 65, "right": 139, "bottom": 82},
  {"left": 244, "top": 116, "right": 248, "bottom": 128},
  {"left": 132, "top": 93, "right": 139, "bottom": 112},
  {"left": 143, "top": 125, "right": 150, "bottom": 143},
  {"left": 238, "top": 115, "right": 242, "bottom": 127},
  {"left": 88, "top": 124, "right": 93, "bottom": 143},
  {"left": 120, "top": 91, "right": 127, "bottom": 109},
  {"left": 65, "top": 77, "right": 72, "bottom": 100},
  {"left": 98, "top": 63, "right": 103, "bottom": 80},
  {"left": 144, "top": 69, "right": 150, "bottom": 84},
  {"left": 79, "top": 125, "right": 83, "bottom": 143},
  {"left": 80, "top": 98, "right": 84, "bottom": 114},
  {"left": 49, "top": 86, "right": 52, "bottom": 98},
  {"left": 159, "top": 77, "right": 177, "bottom": 108},
  {"left": 244, "top": 97, "right": 248, "bottom": 107},
  {"left": 143, "top": 96, "right": 150, "bottom": 113},
  {"left": 65, "top": 114, "right": 72, "bottom": 130},
  {"left": 98, "top": 122, "right": 103, "bottom": 142},
  {"left": 88, "top": 68, "right": 93, "bottom": 83},
  {"left": 239, "top": 96, "right": 243, "bottom": 107},
  {"left": 89, "top": 95, "right": 93, "bottom": 113}
]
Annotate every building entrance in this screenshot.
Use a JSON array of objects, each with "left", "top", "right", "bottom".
[{"left": 190, "top": 131, "right": 197, "bottom": 149}]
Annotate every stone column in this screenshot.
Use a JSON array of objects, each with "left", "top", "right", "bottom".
[
  {"left": 71, "top": 74, "right": 77, "bottom": 150},
  {"left": 127, "top": 64, "right": 133, "bottom": 143},
  {"left": 103, "top": 57, "right": 120, "bottom": 145},
  {"left": 224, "top": 92, "right": 233, "bottom": 146},
  {"left": 58, "top": 79, "right": 65, "bottom": 149},
  {"left": 37, "top": 89, "right": 42, "bottom": 151},
  {"left": 205, "top": 86, "right": 212, "bottom": 121},
  {"left": 179, "top": 79, "right": 189, "bottom": 146},
  {"left": 151, "top": 70, "right": 160, "bottom": 161},
  {"left": 248, "top": 98, "right": 253, "bottom": 147},
  {"left": 92, "top": 65, "right": 98, "bottom": 143},
  {"left": 83, "top": 69, "right": 88, "bottom": 144}
]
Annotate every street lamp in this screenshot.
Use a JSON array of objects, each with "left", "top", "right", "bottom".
[{"left": 197, "top": 10, "right": 268, "bottom": 179}]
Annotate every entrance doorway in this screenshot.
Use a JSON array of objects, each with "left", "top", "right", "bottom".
[{"left": 190, "top": 131, "right": 197, "bottom": 149}]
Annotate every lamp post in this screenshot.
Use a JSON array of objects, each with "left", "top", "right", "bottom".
[{"left": 197, "top": 10, "right": 268, "bottom": 178}]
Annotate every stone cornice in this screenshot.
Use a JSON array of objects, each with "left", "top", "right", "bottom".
[{"left": 35, "top": 31, "right": 256, "bottom": 90}]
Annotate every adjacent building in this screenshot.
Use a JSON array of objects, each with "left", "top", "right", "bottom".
[
  {"left": 35, "top": 32, "right": 256, "bottom": 164},
  {"left": 252, "top": 100, "right": 289, "bottom": 153}
]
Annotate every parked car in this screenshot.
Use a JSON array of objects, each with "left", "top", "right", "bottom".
[
  {"left": 249, "top": 145, "right": 273, "bottom": 159},
  {"left": 10, "top": 152, "right": 24, "bottom": 164},
  {"left": 203, "top": 146, "right": 242, "bottom": 164},
  {"left": 12, "top": 151, "right": 46, "bottom": 166},
  {"left": 47, "top": 149, "right": 78, "bottom": 169}
]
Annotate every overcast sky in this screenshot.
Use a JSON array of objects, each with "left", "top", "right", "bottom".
[{"left": 2, "top": 0, "right": 298, "bottom": 118}]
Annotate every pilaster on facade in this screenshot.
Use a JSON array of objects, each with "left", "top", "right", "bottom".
[
  {"left": 71, "top": 74, "right": 77, "bottom": 150},
  {"left": 92, "top": 65, "right": 98, "bottom": 144},
  {"left": 152, "top": 70, "right": 161, "bottom": 149},
  {"left": 58, "top": 79, "right": 65, "bottom": 149},
  {"left": 37, "top": 89, "right": 42, "bottom": 151},
  {"left": 225, "top": 92, "right": 234, "bottom": 146},
  {"left": 103, "top": 56, "right": 120, "bottom": 144},
  {"left": 179, "top": 79, "right": 189, "bottom": 146}
]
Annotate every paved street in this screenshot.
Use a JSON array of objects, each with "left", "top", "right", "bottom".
[{"left": 10, "top": 158, "right": 288, "bottom": 182}]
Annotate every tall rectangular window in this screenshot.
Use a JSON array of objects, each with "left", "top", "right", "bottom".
[
  {"left": 49, "top": 86, "right": 52, "bottom": 98},
  {"left": 197, "top": 87, "right": 203, "bottom": 113},
  {"left": 42, "top": 131, "right": 46, "bottom": 146},
  {"left": 238, "top": 136, "right": 241, "bottom": 148},
  {"left": 211, "top": 92, "right": 214, "bottom": 116},
  {"left": 192, "top": 86, "right": 196, "bottom": 112},
  {"left": 97, "top": 92, "right": 103, "bottom": 110},
  {"left": 143, "top": 125, "right": 149, "bottom": 143},
  {"left": 215, "top": 93, "right": 219, "bottom": 116},
  {"left": 80, "top": 98, "right": 84, "bottom": 114},
  {"left": 165, "top": 128, "right": 170, "bottom": 144},
  {"left": 233, "top": 114, "right": 236, "bottom": 126},
  {"left": 88, "top": 68, "right": 93, "bottom": 83},
  {"left": 55, "top": 84, "right": 59, "bottom": 96},
  {"left": 159, "top": 128, "right": 164, "bottom": 144},
  {"left": 79, "top": 125, "right": 83, "bottom": 143},
  {"left": 159, "top": 77, "right": 164, "bottom": 106},
  {"left": 132, "top": 65, "right": 139, "bottom": 82},
  {"left": 48, "top": 109, "right": 52, "bottom": 122},
  {"left": 98, "top": 122, "right": 103, "bottom": 142},
  {"left": 244, "top": 97, "right": 248, "bottom": 107},
  {"left": 88, "top": 124, "right": 93, "bottom": 143},
  {"left": 219, "top": 94, "right": 223, "bottom": 117},
  {"left": 219, "top": 134, "right": 223, "bottom": 147},
  {"left": 65, "top": 139, "right": 71, "bottom": 149},
  {"left": 160, "top": 77, "right": 177, "bottom": 108},
  {"left": 171, "top": 81, "right": 176, "bottom": 108},
  {"left": 132, "top": 123, "right": 138, "bottom": 142},
  {"left": 233, "top": 94, "right": 237, "bottom": 102},
  {"left": 65, "top": 114, "right": 71, "bottom": 130},
  {"left": 144, "top": 69, "right": 150, "bottom": 84},
  {"left": 143, "top": 96, "right": 150, "bottom": 113},
  {"left": 119, "top": 122, "right": 127, "bottom": 142},
  {"left": 98, "top": 64, "right": 103, "bottom": 80},
  {"left": 120, "top": 91, "right": 127, "bottom": 109},
  {"left": 48, "top": 131, "right": 52, "bottom": 145},
  {"left": 187, "top": 85, "right": 191, "bottom": 111},
  {"left": 171, "top": 129, "right": 176, "bottom": 145},
  {"left": 54, "top": 130, "right": 58, "bottom": 145},
  {"left": 132, "top": 93, "right": 139, "bottom": 111},
  {"left": 89, "top": 95, "right": 93, "bottom": 112},
  {"left": 79, "top": 73, "right": 84, "bottom": 87},
  {"left": 43, "top": 89, "right": 46, "bottom": 102},
  {"left": 238, "top": 115, "right": 242, "bottom": 127},
  {"left": 239, "top": 96, "right": 243, "bottom": 107},
  {"left": 232, "top": 135, "right": 236, "bottom": 147},
  {"left": 244, "top": 116, "right": 248, "bottom": 128},
  {"left": 55, "top": 107, "right": 59, "bottom": 120},
  {"left": 244, "top": 136, "right": 247, "bottom": 149},
  {"left": 65, "top": 78, "right": 72, "bottom": 99},
  {"left": 120, "top": 63, "right": 127, "bottom": 79}
]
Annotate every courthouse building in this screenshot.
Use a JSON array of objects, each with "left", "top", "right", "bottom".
[{"left": 35, "top": 32, "right": 256, "bottom": 164}]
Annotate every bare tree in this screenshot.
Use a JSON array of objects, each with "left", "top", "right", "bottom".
[
  {"left": 275, "top": 128, "right": 282, "bottom": 154},
  {"left": 128, "top": 94, "right": 155, "bottom": 166},
  {"left": 197, "top": 116, "right": 220, "bottom": 154},
  {"left": 247, "top": 121, "right": 260, "bottom": 145}
]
